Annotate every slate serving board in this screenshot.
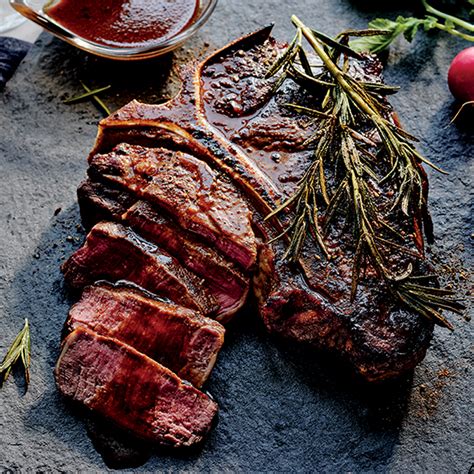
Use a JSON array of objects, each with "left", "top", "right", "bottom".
[{"left": 0, "top": 0, "right": 472, "bottom": 471}]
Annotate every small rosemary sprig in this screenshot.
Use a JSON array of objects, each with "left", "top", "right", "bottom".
[
  {"left": 0, "top": 319, "right": 31, "bottom": 389},
  {"left": 266, "top": 16, "right": 465, "bottom": 329},
  {"left": 64, "top": 82, "right": 111, "bottom": 116},
  {"left": 63, "top": 85, "right": 111, "bottom": 104}
]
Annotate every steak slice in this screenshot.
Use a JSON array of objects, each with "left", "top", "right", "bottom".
[
  {"left": 65, "top": 281, "right": 225, "bottom": 387},
  {"left": 77, "top": 179, "right": 137, "bottom": 230},
  {"left": 88, "top": 143, "right": 257, "bottom": 271},
  {"left": 124, "top": 201, "right": 249, "bottom": 322},
  {"left": 55, "top": 328, "right": 218, "bottom": 447},
  {"left": 62, "top": 221, "right": 218, "bottom": 316}
]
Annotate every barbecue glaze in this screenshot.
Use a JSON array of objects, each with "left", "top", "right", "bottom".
[{"left": 46, "top": 0, "right": 199, "bottom": 48}]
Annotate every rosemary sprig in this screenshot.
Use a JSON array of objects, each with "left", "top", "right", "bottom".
[
  {"left": 0, "top": 319, "right": 31, "bottom": 389},
  {"left": 64, "top": 82, "right": 111, "bottom": 116},
  {"left": 266, "top": 16, "right": 465, "bottom": 329},
  {"left": 81, "top": 82, "right": 111, "bottom": 116}
]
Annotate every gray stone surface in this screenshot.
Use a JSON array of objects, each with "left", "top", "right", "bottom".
[{"left": 0, "top": 0, "right": 472, "bottom": 471}]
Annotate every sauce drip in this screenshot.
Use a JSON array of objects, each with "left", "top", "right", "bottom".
[{"left": 46, "top": 0, "right": 199, "bottom": 48}]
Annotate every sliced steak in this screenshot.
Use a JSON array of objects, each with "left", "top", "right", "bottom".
[
  {"left": 55, "top": 328, "right": 218, "bottom": 447},
  {"left": 88, "top": 143, "right": 257, "bottom": 271},
  {"left": 77, "top": 179, "right": 136, "bottom": 230},
  {"left": 76, "top": 181, "right": 250, "bottom": 322},
  {"left": 62, "top": 221, "right": 218, "bottom": 316},
  {"left": 124, "top": 201, "right": 249, "bottom": 322},
  {"left": 66, "top": 281, "right": 225, "bottom": 387}
]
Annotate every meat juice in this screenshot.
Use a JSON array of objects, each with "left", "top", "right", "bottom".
[{"left": 46, "top": 0, "right": 199, "bottom": 48}]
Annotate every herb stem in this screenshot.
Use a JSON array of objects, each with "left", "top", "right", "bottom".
[
  {"left": 421, "top": 0, "right": 474, "bottom": 33},
  {"left": 432, "top": 22, "right": 474, "bottom": 42},
  {"left": 64, "top": 85, "right": 111, "bottom": 104},
  {"left": 291, "top": 16, "right": 379, "bottom": 119},
  {"left": 451, "top": 100, "right": 474, "bottom": 123},
  {"left": 266, "top": 19, "right": 464, "bottom": 328}
]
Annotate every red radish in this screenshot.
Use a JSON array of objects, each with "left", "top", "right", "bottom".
[{"left": 447, "top": 47, "right": 474, "bottom": 103}]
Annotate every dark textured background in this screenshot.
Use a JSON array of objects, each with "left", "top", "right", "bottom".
[{"left": 0, "top": 0, "right": 472, "bottom": 471}]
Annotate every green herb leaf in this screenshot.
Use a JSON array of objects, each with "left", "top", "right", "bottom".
[
  {"left": 403, "top": 18, "right": 422, "bottom": 42},
  {"left": 350, "top": 17, "right": 426, "bottom": 53},
  {"left": 0, "top": 319, "right": 31, "bottom": 389},
  {"left": 310, "top": 28, "right": 364, "bottom": 60},
  {"left": 352, "top": 1, "right": 474, "bottom": 54},
  {"left": 298, "top": 48, "right": 314, "bottom": 77},
  {"left": 423, "top": 15, "right": 439, "bottom": 31},
  {"left": 265, "top": 29, "right": 301, "bottom": 78}
]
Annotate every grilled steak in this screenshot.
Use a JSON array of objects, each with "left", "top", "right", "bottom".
[
  {"left": 54, "top": 26, "right": 452, "bottom": 467},
  {"left": 55, "top": 328, "right": 218, "bottom": 447},
  {"left": 66, "top": 281, "right": 225, "bottom": 387},
  {"left": 77, "top": 181, "right": 250, "bottom": 322},
  {"left": 88, "top": 143, "right": 257, "bottom": 271},
  {"left": 86, "top": 27, "right": 435, "bottom": 381},
  {"left": 62, "top": 221, "right": 218, "bottom": 316}
]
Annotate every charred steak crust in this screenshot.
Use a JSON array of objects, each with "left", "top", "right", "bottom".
[
  {"left": 255, "top": 244, "right": 433, "bottom": 382},
  {"left": 55, "top": 328, "right": 218, "bottom": 447},
  {"left": 62, "top": 221, "right": 218, "bottom": 316},
  {"left": 66, "top": 281, "right": 225, "bottom": 388}
]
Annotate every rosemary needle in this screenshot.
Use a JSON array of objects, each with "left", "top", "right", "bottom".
[
  {"left": 65, "top": 82, "right": 112, "bottom": 116},
  {"left": 63, "top": 85, "right": 111, "bottom": 104},
  {"left": 0, "top": 319, "right": 31, "bottom": 389}
]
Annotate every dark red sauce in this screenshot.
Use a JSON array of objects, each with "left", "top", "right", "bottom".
[{"left": 46, "top": 0, "right": 199, "bottom": 48}]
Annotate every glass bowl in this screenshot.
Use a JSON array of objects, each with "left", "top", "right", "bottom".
[
  {"left": 0, "top": 1, "right": 26, "bottom": 34},
  {"left": 9, "top": 0, "right": 218, "bottom": 60}
]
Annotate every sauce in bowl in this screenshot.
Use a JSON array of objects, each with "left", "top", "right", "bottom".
[{"left": 46, "top": 0, "right": 199, "bottom": 48}]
